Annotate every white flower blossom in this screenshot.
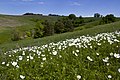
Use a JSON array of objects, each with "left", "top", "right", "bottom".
[
  {"left": 30, "top": 56, "right": 33, "bottom": 60},
  {"left": 77, "top": 75, "right": 81, "bottom": 80},
  {"left": 110, "top": 52, "right": 113, "bottom": 56},
  {"left": 108, "top": 75, "right": 112, "bottom": 79},
  {"left": 74, "top": 53, "right": 78, "bottom": 56},
  {"left": 20, "top": 75, "right": 25, "bottom": 79},
  {"left": 96, "top": 53, "right": 99, "bottom": 56},
  {"left": 53, "top": 51, "right": 57, "bottom": 55},
  {"left": 87, "top": 56, "right": 93, "bottom": 61},
  {"left": 19, "top": 56, "right": 23, "bottom": 61},
  {"left": 114, "top": 53, "right": 120, "bottom": 58},
  {"left": 2, "top": 62, "right": 5, "bottom": 65},
  {"left": 42, "top": 57, "right": 46, "bottom": 61},
  {"left": 12, "top": 61, "right": 17, "bottom": 67},
  {"left": 22, "top": 51, "right": 25, "bottom": 55},
  {"left": 106, "top": 63, "right": 110, "bottom": 66},
  {"left": 76, "top": 50, "right": 79, "bottom": 53},
  {"left": 103, "top": 57, "right": 109, "bottom": 63},
  {"left": 118, "top": 68, "right": 120, "bottom": 73}
]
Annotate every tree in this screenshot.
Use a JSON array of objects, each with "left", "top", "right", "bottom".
[
  {"left": 100, "top": 14, "right": 116, "bottom": 24},
  {"left": 34, "top": 22, "right": 44, "bottom": 38},
  {"left": 68, "top": 14, "right": 76, "bottom": 20},
  {"left": 94, "top": 13, "right": 100, "bottom": 18},
  {"left": 63, "top": 18, "right": 74, "bottom": 32},
  {"left": 43, "top": 20, "right": 54, "bottom": 36},
  {"left": 54, "top": 20, "right": 65, "bottom": 33},
  {"left": 105, "top": 14, "right": 116, "bottom": 22}
]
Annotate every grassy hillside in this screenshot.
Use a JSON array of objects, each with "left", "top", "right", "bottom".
[
  {"left": 0, "top": 14, "right": 60, "bottom": 27},
  {"left": 0, "top": 14, "right": 120, "bottom": 49},
  {"left": 0, "top": 14, "right": 102, "bottom": 44},
  {"left": 0, "top": 21, "right": 120, "bottom": 51},
  {"left": 1, "top": 23, "right": 120, "bottom": 80},
  {"left": 0, "top": 14, "right": 61, "bottom": 44},
  {"left": 1, "top": 15, "right": 120, "bottom": 80}
]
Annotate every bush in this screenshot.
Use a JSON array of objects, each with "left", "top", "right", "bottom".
[
  {"left": 100, "top": 14, "right": 116, "bottom": 24},
  {"left": 11, "top": 30, "right": 21, "bottom": 41},
  {"left": 54, "top": 20, "right": 65, "bottom": 33},
  {"left": 43, "top": 20, "right": 54, "bottom": 36},
  {"left": 34, "top": 22, "right": 44, "bottom": 38}
]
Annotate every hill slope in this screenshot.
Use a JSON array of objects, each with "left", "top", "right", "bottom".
[
  {"left": 0, "top": 21, "right": 120, "bottom": 51},
  {"left": 0, "top": 14, "right": 61, "bottom": 44}
]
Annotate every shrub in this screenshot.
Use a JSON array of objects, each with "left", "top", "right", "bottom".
[
  {"left": 34, "top": 22, "right": 44, "bottom": 38},
  {"left": 11, "top": 30, "right": 21, "bottom": 41},
  {"left": 43, "top": 20, "right": 54, "bottom": 36}
]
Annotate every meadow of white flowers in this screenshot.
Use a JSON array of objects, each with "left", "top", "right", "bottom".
[{"left": 1, "top": 31, "right": 120, "bottom": 79}]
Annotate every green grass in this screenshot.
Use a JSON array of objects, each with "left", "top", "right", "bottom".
[
  {"left": 74, "top": 20, "right": 101, "bottom": 31},
  {"left": 0, "top": 21, "right": 120, "bottom": 51},
  {"left": 0, "top": 31, "right": 120, "bottom": 79},
  {"left": 1, "top": 15, "right": 120, "bottom": 80},
  {"left": 0, "top": 14, "right": 61, "bottom": 44}
]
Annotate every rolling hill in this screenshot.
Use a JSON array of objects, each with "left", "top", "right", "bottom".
[{"left": 0, "top": 20, "right": 120, "bottom": 51}]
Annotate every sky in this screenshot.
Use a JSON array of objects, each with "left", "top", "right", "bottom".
[{"left": 0, "top": 0, "right": 120, "bottom": 17}]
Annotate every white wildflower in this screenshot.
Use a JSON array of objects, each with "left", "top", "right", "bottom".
[
  {"left": 87, "top": 56, "right": 93, "bottom": 61},
  {"left": 19, "top": 56, "right": 23, "bottom": 61},
  {"left": 6, "top": 63, "right": 9, "bottom": 66},
  {"left": 20, "top": 75, "right": 25, "bottom": 79},
  {"left": 103, "top": 57, "right": 109, "bottom": 63},
  {"left": 27, "top": 59, "right": 29, "bottom": 61},
  {"left": 41, "top": 54, "right": 45, "bottom": 57},
  {"left": 106, "top": 63, "right": 110, "bottom": 66},
  {"left": 53, "top": 51, "right": 57, "bottom": 55},
  {"left": 9, "top": 55, "right": 11, "bottom": 57},
  {"left": 108, "top": 75, "right": 112, "bottom": 79},
  {"left": 42, "top": 57, "right": 46, "bottom": 61},
  {"left": 118, "top": 68, "right": 120, "bottom": 73},
  {"left": 110, "top": 52, "right": 113, "bottom": 56},
  {"left": 22, "top": 51, "right": 25, "bottom": 55},
  {"left": 76, "top": 50, "right": 79, "bottom": 53},
  {"left": 30, "top": 56, "right": 33, "bottom": 60},
  {"left": 12, "top": 61, "right": 17, "bottom": 67},
  {"left": 27, "top": 56, "right": 29, "bottom": 58},
  {"left": 90, "top": 46, "right": 92, "bottom": 49},
  {"left": 16, "top": 65, "right": 19, "bottom": 68},
  {"left": 114, "top": 53, "right": 120, "bottom": 58},
  {"left": 77, "top": 75, "right": 81, "bottom": 80},
  {"left": 2, "top": 62, "right": 5, "bottom": 65},
  {"left": 96, "top": 53, "right": 99, "bottom": 56},
  {"left": 97, "top": 43, "right": 101, "bottom": 46},
  {"left": 59, "top": 55, "right": 62, "bottom": 58},
  {"left": 74, "top": 53, "right": 78, "bottom": 56},
  {"left": 41, "top": 62, "right": 44, "bottom": 67}
]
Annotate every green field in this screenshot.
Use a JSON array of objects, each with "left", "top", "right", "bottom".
[
  {"left": 0, "top": 14, "right": 61, "bottom": 44},
  {"left": 0, "top": 20, "right": 120, "bottom": 51},
  {"left": 1, "top": 29, "right": 120, "bottom": 79},
  {"left": 0, "top": 14, "right": 120, "bottom": 80}
]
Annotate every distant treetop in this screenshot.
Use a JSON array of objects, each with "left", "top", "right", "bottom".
[{"left": 23, "top": 13, "right": 43, "bottom": 16}]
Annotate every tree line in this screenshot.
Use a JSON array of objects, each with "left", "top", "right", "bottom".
[{"left": 12, "top": 13, "right": 117, "bottom": 41}]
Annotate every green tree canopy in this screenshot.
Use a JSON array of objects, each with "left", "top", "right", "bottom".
[
  {"left": 94, "top": 13, "right": 100, "bottom": 18},
  {"left": 34, "top": 22, "right": 44, "bottom": 38},
  {"left": 68, "top": 14, "right": 76, "bottom": 20}
]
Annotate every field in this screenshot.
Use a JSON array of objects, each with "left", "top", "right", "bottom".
[
  {"left": 0, "top": 21, "right": 120, "bottom": 51},
  {"left": 0, "top": 14, "right": 60, "bottom": 44},
  {"left": 1, "top": 31, "right": 120, "bottom": 79},
  {"left": 0, "top": 14, "right": 120, "bottom": 80}
]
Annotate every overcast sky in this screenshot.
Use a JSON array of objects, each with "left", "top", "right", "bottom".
[{"left": 0, "top": 0, "right": 120, "bottom": 17}]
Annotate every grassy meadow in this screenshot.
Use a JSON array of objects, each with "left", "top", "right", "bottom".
[{"left": 0, "top": 14, "right": 120, "bottom": 80}]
